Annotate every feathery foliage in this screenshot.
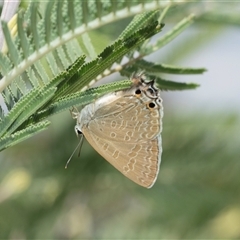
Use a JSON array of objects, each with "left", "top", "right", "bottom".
[{"left": 0, "top": 0, "right": 209, "bottom": 151}]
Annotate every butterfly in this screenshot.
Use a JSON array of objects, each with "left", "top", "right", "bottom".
[{"left": 70, "top": 73, "right": 163, "bottom": 188}]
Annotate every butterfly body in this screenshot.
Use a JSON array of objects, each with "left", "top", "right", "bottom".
[{"left": 73, "top": 74, "right": 163, "bottom": 188}]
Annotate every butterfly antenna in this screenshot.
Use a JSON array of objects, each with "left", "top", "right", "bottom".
[
  {"left": 77, "top": 135, "right": 84, "bottom": 158},
  {"left": 65, "top": 135, "right": 83, "bottom": 169}
]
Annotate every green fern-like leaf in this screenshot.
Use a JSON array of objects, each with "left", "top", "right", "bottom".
[
  {"left": 0, "top": 120, "right": 50, "bottom": 151},
  {"left": 0, "top": 1, "right": 207, "bottom": 151}
]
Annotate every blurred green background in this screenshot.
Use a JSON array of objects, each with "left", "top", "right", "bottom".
[
  {"left": 1, "top": 2, "right": 240, "bottom": 239},
  {"left": 1, "top": 112, "right": 239, "bottom": 239}
]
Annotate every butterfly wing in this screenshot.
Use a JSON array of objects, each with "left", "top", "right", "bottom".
[
  {"left": 81, "top": 93, "right": 163, "bottom": 188},
  {"left": 82, "top": 129, "right": 161, "bottom": 188}
]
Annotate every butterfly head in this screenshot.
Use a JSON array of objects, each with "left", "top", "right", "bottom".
[{"left": 74, "top": 125, "right": 83, "bottom": 137}]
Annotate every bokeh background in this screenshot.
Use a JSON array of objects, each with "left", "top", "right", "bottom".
[{"left": 0, "top": 2, "right": 240, "bottom": 239}]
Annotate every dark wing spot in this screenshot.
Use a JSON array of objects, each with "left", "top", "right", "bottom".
[
  {"left": 149, "top": 102, "right": 155, "bottom": 108},
  {"left": 135, "top": 89, "right": 141, "bottom": 95}
]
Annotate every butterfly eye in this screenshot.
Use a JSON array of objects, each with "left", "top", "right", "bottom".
[
  {"left": 75, "top": 126, "right": 82, "bottom": 136},
  {"left": 135, "top": 89, "right": 141, "bottom": 95}
]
